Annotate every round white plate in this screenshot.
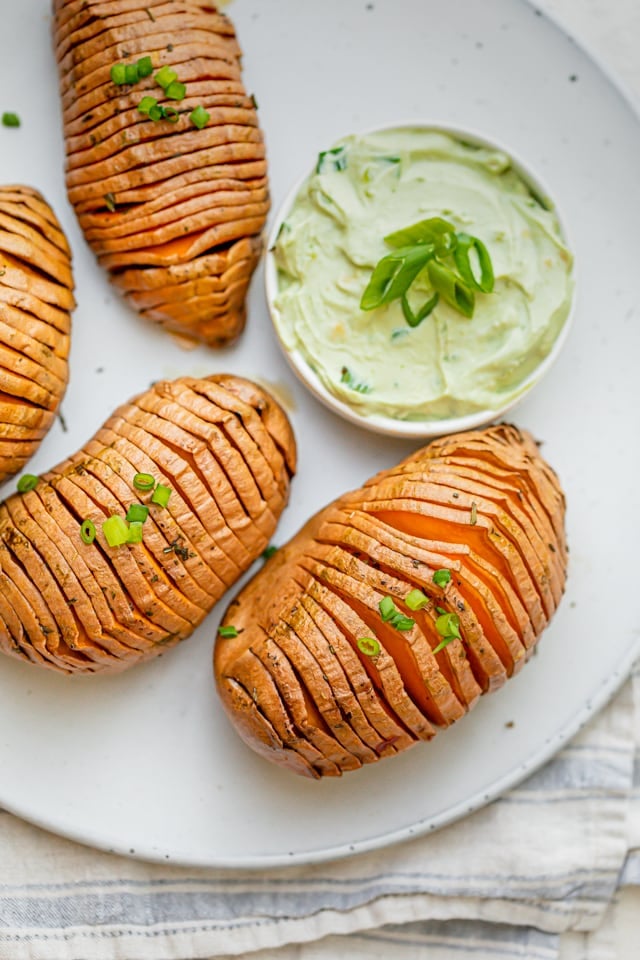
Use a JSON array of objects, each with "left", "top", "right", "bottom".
[{"left": 0, "top": 0, "right": 638, "bottom": 868}]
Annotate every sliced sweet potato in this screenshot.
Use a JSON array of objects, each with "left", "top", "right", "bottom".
[
  {"left": 0, "top": 186, "right": 73, "bottom": 484},
  {"left": 54, "top": 0, "right": 268, "bottom": 346},
  {"left": 215, "top": 425, "right": 567, "bottom": 778},
  {"left": 0, "top": 375, "right": 295, "bottom": 674}
]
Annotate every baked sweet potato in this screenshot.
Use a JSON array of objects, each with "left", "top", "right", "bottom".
[
  {"left": 53, "top": 0, "right": 267, "bottom": 346},
  {"left": 0, "top": 375, "right": 295, "bottom": 673},
  {"left": 0, "top": 186, "right": 73, "bottom": 484},
  {"left": 215, "top": 425, "right": 567, "bottom": 779}
]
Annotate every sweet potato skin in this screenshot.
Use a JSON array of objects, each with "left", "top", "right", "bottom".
[
  {"left": 0, "top": 375, "right": 295, "bottom": 674},
  {"left": 53, "top": 0, "right": 267, "bottom": 346},
  {"left": 214, "top": 424, "right": 567, "bottom": 779},
  {"left": 0, "top": 185, "right": 73, "bottom": 482}
]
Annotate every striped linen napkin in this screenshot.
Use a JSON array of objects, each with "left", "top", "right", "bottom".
[{"left": 0, "top": 660, "right": 637, "bottom": 960}]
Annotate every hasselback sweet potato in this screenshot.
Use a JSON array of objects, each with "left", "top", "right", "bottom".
[
  {"left": 0, "top": 185, "right": 73, "bottom": 484},
  {"left": 0, "top": 375, "right": 295, "bottom": 673},
  {"left": 215, "top": 425, "right": 567, "bottom": 779},
  {"left": 53, "top": 0, "right": 267, "bottom": 346}
]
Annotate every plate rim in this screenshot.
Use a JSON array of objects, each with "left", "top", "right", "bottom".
[{"left": 0, "top": 0, "right": 638, "bottom": 870}]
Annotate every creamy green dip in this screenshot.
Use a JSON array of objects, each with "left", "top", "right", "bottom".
[{"left": 273, "top": 127, "right": 574, "bottom": 421}]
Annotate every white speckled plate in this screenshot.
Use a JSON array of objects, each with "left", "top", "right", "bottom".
[{"left": 0, "top": 0, "right": 638, "bottom": 868}]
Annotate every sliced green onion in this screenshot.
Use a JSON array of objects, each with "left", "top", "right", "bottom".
[
  {"left": 189, "top": 105, "right": 210, "bottom": 129},
  {"left": 432, "top": 635, "right": 456, "bottom": 655},
  {"left": 385, "top": 217, "right": 456, "bottom": 256},
  {"left": 151, "top": 483, "right": 171, "bottom": 507},
  {"left": 427, "top": 260, "right": 475, "bottom": 318},
  {"left": 80, "top": 518, "right": 96, "bottom": 545},
  {"left": 379, "top": 596, "right": 397, "bottom": 621},
  {"left": 124, "top": 63, "right": 140, "bottom": 84},
  {"left": 127, "top": 521, "right": 144, "bottom": 544},
  {"left": 110, "top": 63, "right": 127, "bottom": 85},
  {"left": 137, "top": 55, "right": 153, "bottom": 78},
  {"left": 405, "top": 588, "right": 429, "bottom": 611},
  {"left": 218, "top": 625, "right": 239, "bottom": 638},
  {"left": 137, "top": 96, "right": 158, "bottom": 115},
  {"left": 262, "top": 545, "right": 278, "bottom": 560},
  {"left": 2, "top": 112, "right": 20, "bottom": 128},
  {"left": 16, "top": 473, "right": 39, "bottom": 493},
  {"left": 165, "top": 80, "right": 186, "bottom": 100},
  {"left": 436, "top": 606, "right": 448, "bottom": 615},
  {"left": 390, "top": 614, "right": 415, "bottom": 632},
  {"left": 155, "top": 66, "right": 178, "bottom": 89},
  {"left": 401, "top": 290, "right": 439, "bottom": 328},
  {"left": 360, "top": 244, "right": 434, "bottom": 311},
  {"left": 470, "top": 502, "right": 478, "bottom": 525},
  {"left": 435, "top": 612, "right": 461, "bottom": 639},
  {"left": 432, "top": 568, "right": 451, "bottom": 587},
  {"left": 148, "top": 105, "right": 163, "bottom": 121},
  {"left": 126, "top": 503, "right": 149, "bottom": 524},
  {"left": 133, "top": 472, "right": 155, "bottom": 491},
  {"left": 454, "top": 232, "right": 494, "bottom": 293},
  {"left": 357, "top": 636, "right": 381, "bottom": 657},
  {"left": 161, "top": 105, "right": 180, "bottom": 122},
  {"left": 102, "top": 515, "right": 130, "bottom": 548}
]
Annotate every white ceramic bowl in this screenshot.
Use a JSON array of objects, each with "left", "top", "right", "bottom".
[{"left": 264, "top": 123, "right": 575, "bottom": 439}]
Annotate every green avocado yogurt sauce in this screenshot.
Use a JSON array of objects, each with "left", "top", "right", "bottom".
[{"left": 272, "top": 127, "right": 574, "bottom": 422}]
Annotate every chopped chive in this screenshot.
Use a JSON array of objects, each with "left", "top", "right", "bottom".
[
  {"left": 189, "top": 105, "right": 210, "bottom": 129},
  {"left": 379, "top": 596, "right": 397, "bottom": 621},
  {"left": 2, "top": 112, "right": 20, "bottom": 128},
  {"left": 102, "top": 515, "right": 130, "bottom": 548},
  {"left": 124, "top": 63, "right": 140, "bottom": 84},
  {"left": 137, "top": 55, "right": 153, "bottom": 78},
  {"left": 316, "top": 145, "right": 348, "bottom": 174},
  {"left": 80, "top": 518, "right": 96, "bottom": 545},
  {"left": 16, "top": 473, "right": 39, "bottom": 493},
  {"left": 110, "top": 64, "right": 127, "bottom": 85},
  {"left": 432, "top": 568, "right": 452, "bottom": 587},
  {"left": 155, "top": 66, "right": 177, "bottom": 89},
  {"left": 165, "top": 80, "right": 186, "bottom": 100},
  {"left": 357, "top": 636, "right": 381, "bottom": 657},
  {"left": 151, "top": 483, "right": 171, "bottom": 507},
  {"left": 127, "top": 521, "right": 144, "bottom": 544},
  {"left": 126, "top": 503, "right": 149, "bottom": 524},
  {"left": 340, "top": 366, "right": 371, "bottom": 394},
  {"left": 436, "top": 606, "right": 447, "bottom": 615},
  {"left": 262, "top": 545, "right": 278, "bottom": 560},
  {"left": 137, "top": 95, "right": 158, "bottom": 115},
  {"left": 103, "top": 192, "right": 116, "bottom": 212},
  {"left": 133, "top": 472, "right": 155, "bottom": 491},
  {"left": 218, "top": 625, "right": 239, "bottom": 638},
  {"left": 405, "top": 588, "right": 429, "bottom": 611}
]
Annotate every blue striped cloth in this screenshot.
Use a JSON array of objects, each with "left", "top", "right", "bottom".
[{"left": 0, "top": 661, "right": 637, "bottom": 960}]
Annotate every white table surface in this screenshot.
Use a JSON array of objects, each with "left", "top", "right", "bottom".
[{"left": 536, "top": 1, "right": 639, "bottom": 956}]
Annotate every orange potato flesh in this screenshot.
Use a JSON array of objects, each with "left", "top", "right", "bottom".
[
  {"left": 0, "top": 186, "right": 73, "bottom": 483},
  {"left": 54, "top": 0, "right": 268, "bottom": 346},
  {"left": 215, "top": 425, "right": 567, "bottom": 778},
  {"left": 0, "top": 376, "right": 295, "bottom": 674}
]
